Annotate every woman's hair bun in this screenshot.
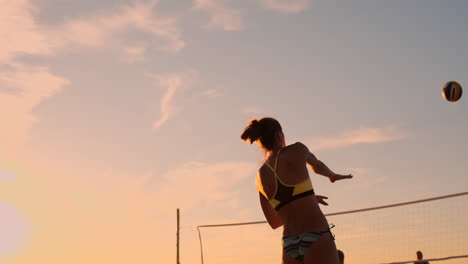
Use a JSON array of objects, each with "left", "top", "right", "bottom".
[
  {"left": 241, "top": 119, "right": 262, "bottom": 144},
  {"left": 241, "top": 117, "right": 282, "bottom": 151}
]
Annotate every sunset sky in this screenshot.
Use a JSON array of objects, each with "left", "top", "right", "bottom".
[{"left": 1, "top": 0, "right": 468, "bottom": 263}]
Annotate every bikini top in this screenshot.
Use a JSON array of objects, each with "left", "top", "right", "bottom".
[{"left": 256, "top": 149, "right": 315, "bottom": 211}]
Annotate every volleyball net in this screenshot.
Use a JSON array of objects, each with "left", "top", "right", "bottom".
[{"left": 196, "top": 192, "right": 468, "bottom": 264}]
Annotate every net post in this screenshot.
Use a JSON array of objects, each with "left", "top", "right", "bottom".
[{"left": 177, "top": 208, "right": 180, "bottom": 264}]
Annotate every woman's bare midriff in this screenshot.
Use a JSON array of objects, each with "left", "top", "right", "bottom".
[{"left": 278, "top": 195, "right": 330, "bottom": 237}]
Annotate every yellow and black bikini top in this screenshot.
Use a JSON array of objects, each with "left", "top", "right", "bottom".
[{"left": 256, "top": 149, "right": 315, "bottom": 211}]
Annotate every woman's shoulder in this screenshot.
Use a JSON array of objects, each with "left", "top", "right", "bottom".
[
  {"left": 286, "top": 142, "right": 309, "bottom": 153},
  {"left": 283, "top": 142, "right": 309, "bottom": 161}
]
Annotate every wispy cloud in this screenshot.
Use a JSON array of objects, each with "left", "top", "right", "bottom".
[
  {"left": 153, "top": 77, "right": 178, "bottom": 129},
  {"left": 260, "top": 0, "right": 310, "bottom": 13},
  {"left": 1, "top": 0, "right": 184, "bottom": 63},
  {"left": 0, "top": 0, "right": 54, "bottom": 64},
  {"left": 0, "top": 0, "right": 186, "bottom": 148},
  {"left": 194, "top": 0, "right": 243, "bottom": 31},
  {"left": 54, "top": 0, "right": 185, "bottom": 53},
  {"left": 202, "top": 88, "right": 222, "bottom": 98},
  {"left": 304, "top": 125, "right": 407, "bottom": 151},
  {"left": 0, "top": 64, "right": 69, "bottom": 149},
  {"left": 150, "top": 71, "right": 198, "bottom": 130}
]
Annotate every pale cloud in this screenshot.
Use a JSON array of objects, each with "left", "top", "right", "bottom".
[
  {"left": 1, "top": 0, "right": 185, "bottom": 62},
  {"left": 241, "top": 106, "right": 265, "bottom": 116},
  {"left": 153, "top": 78, "right": 178, "bottom": 129},
  {"left": 120, "top": 45, "right": 147, "bottom": 64},
  {"left": 260, "top": 0, "right": 309, "bottom": 13},
  {"left": 304, "top": 125, "right": 407, "bottom": 151},
  {"left": 53, "top": 0, "right": 185, "bottom": 53},
  {"left": 0, "top": 64, "right": 69, "bottom": 149},
  {"left": 155, "top": 160, "right": 257, "bottom": 211},
  {"left": 202, "top": 88, "right": 222, "bottom": 98},
  {"left": 0, "top": 0, "right": 54, "bottom": 64},
  {"left": 150, "top": 71, "right": 198, "bottom": 130},
  {"left": 195, "top": 0, "right": 243, "bottom": 31},
  {"left": 0, "top": 0, "right": 185, "bottom": 149},
  {"left": 0, "top": 0, "right": 68, "bottom": 150}
]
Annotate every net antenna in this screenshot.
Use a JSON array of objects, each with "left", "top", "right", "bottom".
[{"left": 196, "top": 191, "right": 468, "bottom": 264}]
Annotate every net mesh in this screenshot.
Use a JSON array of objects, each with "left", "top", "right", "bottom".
[{"left": 196, "top": 192, "right": 468, "bottom": 264}]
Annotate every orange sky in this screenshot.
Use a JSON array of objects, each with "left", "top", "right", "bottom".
[{"left": 1, "top": 0, "right": 468, "bottom": 263}]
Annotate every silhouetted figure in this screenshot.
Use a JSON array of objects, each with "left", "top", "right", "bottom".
[
  {"left": 414, "top": 251, "right": 429, "bottom": 264},
  {"left": 241, "top": 117, "right": 353, "bottom": 264},
  {"left": 337, "top": 250, "right": 344, "bottom": 264}
]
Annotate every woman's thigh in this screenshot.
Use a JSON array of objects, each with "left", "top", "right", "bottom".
[
  {"left": 303, "top": 233, "right": 340, "bottom": 264},
  {"left": 282, "top": 251, "right": 303, "bottom": 264}
]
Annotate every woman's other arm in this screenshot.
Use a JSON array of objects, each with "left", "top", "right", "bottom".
[
  {"left": 259, "top": 193, "right": 283, "bottom": 229},
  {"left": 297, "top": 142, "right": 353, "bottom": 183}
]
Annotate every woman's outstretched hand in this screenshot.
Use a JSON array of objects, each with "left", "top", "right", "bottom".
[
  {"left": 329, "top": 174, "right": 353, "bottom": 183},
  {"left": 315, "top": 195, "right": 329, "bottom": 206}
]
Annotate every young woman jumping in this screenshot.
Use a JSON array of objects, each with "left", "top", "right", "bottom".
[{"left": 241, "top": 117, "right": 353, "bottom": 264}]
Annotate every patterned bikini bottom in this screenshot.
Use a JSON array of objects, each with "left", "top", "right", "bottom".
[{"left": 282, "top": 224, "right": 335, "bottom": 262}]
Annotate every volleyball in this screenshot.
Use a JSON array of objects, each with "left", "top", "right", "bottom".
[{"left": 442, "top": 81, "right": 463, "bottom": 102}]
